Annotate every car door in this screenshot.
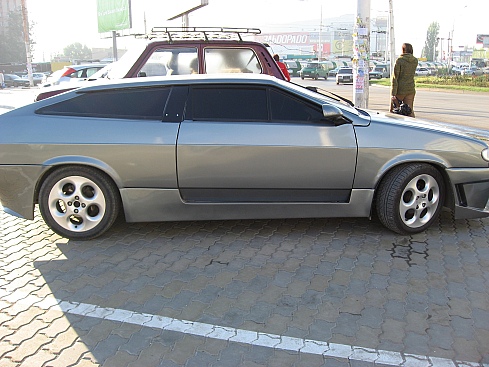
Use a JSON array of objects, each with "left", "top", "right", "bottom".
[{"left": 176, "top": 84, "right": 357, "bottom": 203}]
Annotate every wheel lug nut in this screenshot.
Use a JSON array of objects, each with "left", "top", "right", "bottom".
[
  {"left": 74, "top": 209, "right": 79, "bottom": 213},
  {"left": 82, "top": 204, "right": 86, "bottom": 208},
  {"left": 75, "top": 196, "right": 79, "bottom": 200},
  {"left": 68, "top": 202, "right": 72, "bottom": 206}
]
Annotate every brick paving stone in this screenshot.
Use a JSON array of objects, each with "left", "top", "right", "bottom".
[
  {"left": 168, "top": 334, "right": 205, "bottom": 365},
  {"left": 45, "top": 341, "right": 95, "bottom": 367},
  {"left": 103, "top": 350, "right": 138, "bottom": 367},
  {"left": 1, "top": 209, "right": 489, "bottom": 365}
]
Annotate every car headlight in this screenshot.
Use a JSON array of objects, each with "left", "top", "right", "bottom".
[{"left": 482, "top": 148, "right": 489, "bottom": 162}]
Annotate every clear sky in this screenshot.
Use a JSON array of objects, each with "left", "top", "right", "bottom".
[{"left": 26, "top": 0, "right": 487, "bottom": 62}]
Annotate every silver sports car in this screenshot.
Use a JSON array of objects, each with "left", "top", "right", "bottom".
[{"left": 1, "top": 74, "right": 489, "bottom": 240}]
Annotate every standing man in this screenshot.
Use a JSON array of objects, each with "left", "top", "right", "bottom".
[
  {"left": 0, "top": 70, "right": 5, "bottom": 89},
  {"left": 273, "top": 54, "right": 291, "bottom": 82},
  {"left": 390, "top": 43, "right": 418, "bottom": 117}
]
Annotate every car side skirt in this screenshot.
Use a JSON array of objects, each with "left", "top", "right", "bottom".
[{"left": 120, "top": 188, "right": 374, "bottom": 222}]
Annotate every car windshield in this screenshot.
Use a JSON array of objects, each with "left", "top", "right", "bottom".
[
  {"left": 338, "top": 68, "right": 352, "bottom": 74},
  {"left": 306, "top": 63, "right": 318, "bottom": 68}
]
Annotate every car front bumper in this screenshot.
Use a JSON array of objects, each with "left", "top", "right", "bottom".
[{"left": 447, "top": 167, "right": 489, "bottom": 219}]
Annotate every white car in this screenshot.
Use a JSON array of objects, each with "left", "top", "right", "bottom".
[
  {"left": 415, "top": 67, "right": 430, "bottom": 76},
  {"left": 461, "top": 66, "right": 483, "bottom": 76},
  {"left": 21, "top": 72, "right": 45, "bottom": 85},
  {"left": 42, "top": 64, "right": 106, "bottom": 88}
]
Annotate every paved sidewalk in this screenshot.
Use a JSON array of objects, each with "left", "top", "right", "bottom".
[{"left": 0, "top": 205, "right": 488, "bottom": 366}]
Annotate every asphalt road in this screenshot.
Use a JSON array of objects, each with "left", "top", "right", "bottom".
[{"left": 293, "top": 77, "right": 489, "bottom": 133}]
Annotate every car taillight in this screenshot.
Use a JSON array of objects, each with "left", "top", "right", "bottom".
[{"left": 61, "top": 68, "right": 76, "bottom": 77}]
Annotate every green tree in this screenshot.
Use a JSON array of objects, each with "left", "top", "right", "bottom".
[
  {"left": 63, "top": 42, "right": 92, "bottom": 61},
  {"left": 421, "top": 22, "right": 440, "bottom": 62},
  {"left": 0, "top": 9, "right": 33, "bottom": 63}
]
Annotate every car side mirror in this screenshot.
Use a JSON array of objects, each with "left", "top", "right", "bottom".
[
  {"left": 322, "top": 105, "right": 349, "bottom": 125},
  {"left": 138, "top": 71, "right": 147, "bottom": 77}
]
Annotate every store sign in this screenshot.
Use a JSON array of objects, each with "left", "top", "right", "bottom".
[{"left": 258, "top": 33, "right": 310, "bottom": 45}]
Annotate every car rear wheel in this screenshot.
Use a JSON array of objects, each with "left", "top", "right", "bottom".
[
  {"left": 39, "top": 166, "right": 121, "bottom": 240},
  {"left": 376, "top": 163, "right": 445, "bottom": 234}
]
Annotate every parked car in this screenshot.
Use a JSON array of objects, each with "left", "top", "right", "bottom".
[
  {"left": 35, "top": 27, "right": 286, "bottom": 101},
  {"left": 461, "top": 66, "right": 483, "bottom": 76},
  {"left": 41, "top": 64, "right": 106, "bottom": 88},
  {"left": 3, "top": 74, "right": 489, "bottom": 240},
  {"left": 299, "top": 62, "right": 329, "bottom": 80},
  {"left": 284, "top": 60, "right": 302, "bottom": 77},
  {"left": 21, "top": 72, "right": 45, "bottom": 85},
  {"left": 336, "top": 67, "right": 353, "bottom": 84},
  {"left": 369, "top": 69, "right": 383, "bottom": 79},
  {"left": 451, "top": 64, "right": 469, "bottom": 75},
  {"left": 3, "top": 74, "right": 30, "bottom": 87},
  {"left": 328, "top": 67, "right": 340, "bottom": 77},
  {"left": 415, "top": 67, "right": 430, "bottom": 76},
  {"left": 372, "top": 64, "right": 390, "bottom": 78}
]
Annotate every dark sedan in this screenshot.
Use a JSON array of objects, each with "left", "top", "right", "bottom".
[
  {"left": 3, "top": 74, "right": 30, "bottom": 87},
  {"left": 2, "top": 74, "right": 489, "bottom": 240}
]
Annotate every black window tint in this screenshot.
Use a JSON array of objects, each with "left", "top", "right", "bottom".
[
  {"left": 192, "top": 87, "right": 267, "bottom": 121},
  {"left": 270, "top": 89, "right": 325, "bottom": 123},
  {"left": 36, "top": 87, "right": 171, "bottom": 120}
]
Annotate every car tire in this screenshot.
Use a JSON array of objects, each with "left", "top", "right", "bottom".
[
  {"left": 314, "top": 74, "right": 319, "bottom": 80},
  {"left": 39, "top": 166, "right": 121, "bottom": 240},
  {"left": 301, "top": 76, "right": 304, "bottom": 80},
  {"left": 376, "top": 163, "right": 445, "bottom": 234}
]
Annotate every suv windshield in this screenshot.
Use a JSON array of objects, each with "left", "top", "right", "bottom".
[
  {"left": 102, "top": 42, "right": 148, "bottom": 79},
  {"left": 338, "top": 68, "right": 352, "bottom": 74}
]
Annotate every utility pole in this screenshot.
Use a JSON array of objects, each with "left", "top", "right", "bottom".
[
  {"left": 353, "top": 0, "right": 370, "bottom": 108},
  {"left": 388, "top": 0, "right": 395, "bottom": 80},
  {"left": 20, "top": 0, "right": 33, "bottom": 87}
]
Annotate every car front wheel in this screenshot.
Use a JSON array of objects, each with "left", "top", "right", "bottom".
[
  {"left": 376, "top": 163, "right": 445, "bottom": 234},
  {"left": 39, "top": 166, "right": 121, "bottom": 240}
]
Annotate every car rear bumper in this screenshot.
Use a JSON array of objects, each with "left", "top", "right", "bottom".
[{"left": 0, "top": 165, "right": 44, "bottom": 220}]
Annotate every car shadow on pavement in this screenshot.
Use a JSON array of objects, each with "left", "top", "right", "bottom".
[{"left": 24, "top": 211, "right": 489, "bottom": 366}]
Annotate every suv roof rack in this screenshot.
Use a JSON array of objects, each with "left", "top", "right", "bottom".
[{"left": 136, "top": 27, "right": 261, "bottom": 42}]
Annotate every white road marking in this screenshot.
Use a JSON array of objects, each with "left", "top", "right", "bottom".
[{"left": 1, "top": 288, "right": 486, "bottom": 367}]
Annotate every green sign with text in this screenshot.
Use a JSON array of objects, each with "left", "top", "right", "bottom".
[{"left": 97, "top": 0, "right": 132, "bottom": 33}]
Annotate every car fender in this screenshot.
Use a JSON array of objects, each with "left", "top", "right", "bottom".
[
  {"left": 37, "top": 155, "right": 124, "bottom": 193},
  {"left": 370, "top": 151, "right": 451, "bottom": 190}
]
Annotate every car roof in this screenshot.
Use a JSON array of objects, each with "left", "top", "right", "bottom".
[
  {"left": 65, "top": 64, "right": 108, "bottom": 70},
  {"left": 74, "top": 74, "right": 285, "bottom": 94}
]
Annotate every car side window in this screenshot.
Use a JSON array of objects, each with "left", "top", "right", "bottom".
[
  {"left": 191, "top": 86, "right": 267, "bottom": 121},
  {"left": 269, "top": 89, "right": 327, "bottom": 124},
  {"left": 36, "top": 87, "right": 171, "bottom": 120},
  {"left": 139, "top": 47, "right": 198, "bottom": 77},
  {"left": 204, "top": 48, "right": 262, "bottom": 74}
]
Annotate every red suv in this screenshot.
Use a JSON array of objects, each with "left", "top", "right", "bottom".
[{"left": 36, "top": 27, "right": 286, "bottom": 101}]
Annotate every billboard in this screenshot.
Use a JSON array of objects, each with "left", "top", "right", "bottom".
[
  {"left": 97, "top": 0, "right": 132, "bottom": 33},
  {"left": 167, "top": 0, "right": 209, "bottom": 20},
  {"left": 476, "top": 34, "right": 489, "bottom": 45}
]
